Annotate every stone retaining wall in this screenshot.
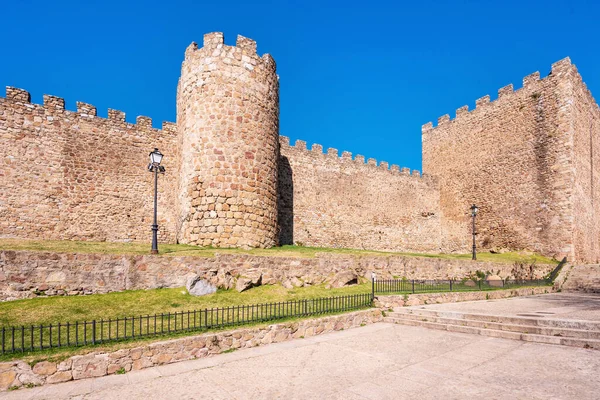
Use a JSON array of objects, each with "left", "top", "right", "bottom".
[
  {"left": 0, "top": 250, "right": 556, "bottom": 301},
  {"left": 374, "top": 286, "right": 555, "bottom": 309},
  {"left": 0, "top": 309, "right": 382, "bottom": 391}
]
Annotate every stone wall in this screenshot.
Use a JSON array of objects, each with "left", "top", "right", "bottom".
[
  {"left": 2, "top": 40, "right": 598, "bottom": 260},
  {"left": 570, "top": 66, "right": 600, "bottom": 263},
  {"left": 375, "top": 286, "right": 554, "bottom": 309},
  {"left": 0, "top": 309, "right": 383, "bottom": 391},
  {"left": 0, "top": 250, "right": 555, "bottom": 301},
  {"left": 422, "top": 58, "right": 579, "bottom": 261},
  {"left": 176, "top": 33, "right": 280, "bottom": 248},
  {"left": 0, "top": 88, "right": 179, "bottom": 243},
  {"left": 279, "top": 137, "right": 441, "bottom": 252}
]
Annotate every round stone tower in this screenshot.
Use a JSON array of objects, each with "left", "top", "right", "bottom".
[{"left": 176, "top": 32, "right": 280, "bottom": 248}]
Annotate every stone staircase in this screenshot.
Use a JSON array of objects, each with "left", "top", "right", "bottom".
[
  {"left": 384, "top": 308, "right": 600, "bottom": 350},
  {"left": 561, "top": 264, "right": 600, "bottom": 293}
]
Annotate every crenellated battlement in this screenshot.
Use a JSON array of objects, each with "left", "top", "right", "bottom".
[
  {"left": 1, "top": 86, "right": 177, "bottom": 135},
  {"left": 279, "top": 135, "right": 425, "bottom": 179},
  {"left": 11, "top": 33, "right": 596, "bottom": 258},
  {"left": 182, "top": 32, "right": 276, "bottom": 72},
  {"left": 422, "top": 57, "right": 577, "bottom": 133}
]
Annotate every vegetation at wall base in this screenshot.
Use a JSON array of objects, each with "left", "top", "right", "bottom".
[
  {"left": 0, "top": 238, "right": 557, "bottom": 264},
  {"left": 0, "top": 293, "right": 372, "bottom": 356}
]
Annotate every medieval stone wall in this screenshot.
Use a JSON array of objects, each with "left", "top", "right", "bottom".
[
  {"left": 278, "top": 137, "right": 442, "bottom": 252},
  {"left": 176, "top": 33, "right": 280, "bottom": 248},
  {"left": 570, "top": 66, "right": 600, "bottom": 263},
  {"left": 0, "top": 88, "right": 179, "bottom": 243},
  {"left": 2, "top": 34, "right": 599, "bottom": 261},
  {"left": 422, "top": 58, "right": 577, "bottom": 260}
]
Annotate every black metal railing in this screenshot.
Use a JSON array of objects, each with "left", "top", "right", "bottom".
[
  {"left": 547, "top": 257, "right": 568, "bottom": 283},
  {"left": 373, "top": 278, "right": 551, "bottom": 295},
  {"left": 0, "top": 293, "right": 372, "bottom": 355}
]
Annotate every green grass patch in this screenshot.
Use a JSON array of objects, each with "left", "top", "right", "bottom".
[
  {"left": 0, "top": 306, "right": 373, "bottom": 363},
  {"left": 0, "top": 283, "right": 372, "bottom": 327},
  {"left": 0, "top": 238, "right": 557, "bottom": 264}
]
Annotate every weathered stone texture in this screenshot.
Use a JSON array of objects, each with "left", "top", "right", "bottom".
[
  {"left": 279, "top": 139, "right": 441, "bottom": 252},
  {"left": 0, "top": 250, "right": 554, "bottom": 301},
  {"left": 374, "top": 285, "right": 554, "bottom": 309},
  {"left": 0, "top": 89, "right": 179, "bottom": 243},
  {"left": 569, "top": 65, "right": 600, "bottom": 263},
  {"left": 1, "top": 37, "right": 598, "bottom": 263},
  {"left": 176, "top": 33, "right": 280, "bottom": 248},
  {"left": 422, "top": 57, "right": 598, "bottom": 262}
]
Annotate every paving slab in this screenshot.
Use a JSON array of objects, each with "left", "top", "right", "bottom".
[
  {"left": 0, "top": 320, "right": 598, "bottom": 399},
  {"left": 404, "top": 292, "right": 600, "bottom": 321}
]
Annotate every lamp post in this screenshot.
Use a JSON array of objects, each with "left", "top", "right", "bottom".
[
  {"left": 470, "top": 204, "right": 479, "bottom": 260},
  {"left": 148, "top": 148, "right": 165, "bottom": 254}
]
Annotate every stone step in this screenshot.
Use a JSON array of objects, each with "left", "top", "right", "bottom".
[
  {"left": 384, "top": 313, "right": 600, "bottom": 340},
  {"left": 562, "top": 265, "right": 600, "bottom": 292},
  {"left": 383, "top": 317, "right": 600, "bottom": 350},
  {"left": 388, "top": 308, "right": 600, "bottom": 331}
]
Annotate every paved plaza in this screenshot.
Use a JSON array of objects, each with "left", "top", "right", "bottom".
[
  {"left": 406, "top": 292, "right": 600, "bottom": 321},
  {"left": 2, "top": 294, "right": 599, "bottom": 400}
]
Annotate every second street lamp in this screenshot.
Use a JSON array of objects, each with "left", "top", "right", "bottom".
[
  {"left": 148, "top": 148, "right": 165, "bottom": 255},
  {"left": 470, "top": 204, "right": 479, "bottom": 261}
]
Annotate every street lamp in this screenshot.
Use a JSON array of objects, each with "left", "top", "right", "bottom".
[
  {"left": 470, "top": 204, "right": 479, "bottom": 260},
  {"left": 148, "top": 148, "right": 165, "bottom": 254}
]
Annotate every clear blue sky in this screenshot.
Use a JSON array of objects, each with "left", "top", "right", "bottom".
[{"left": 1, "top": 0, "right": 598, "bottom": 170}]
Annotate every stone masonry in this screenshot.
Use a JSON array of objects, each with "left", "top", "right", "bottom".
[
  {"left": 0, "top": 250, "right": 555, "bottom": 301},
  {"left": 1, "top": 32, "right": 599, "bottom": 261},
  {"left": 423, "top": 58, "right": 600, "bottom": 262},
  {"left": 177, "top": 33, "right": 280, "bottom": 248}
]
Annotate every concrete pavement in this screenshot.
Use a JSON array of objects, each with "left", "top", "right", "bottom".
[{"left": 1, "top": 320, "right": 598, "bottom": 399}]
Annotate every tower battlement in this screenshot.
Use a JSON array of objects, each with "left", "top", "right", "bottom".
[{"left": 422, "top": 57, "right": 575, "bottom": 133}]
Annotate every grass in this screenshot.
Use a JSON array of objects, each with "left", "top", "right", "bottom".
[
  {"left": 0, "top": 283, "right": 372, "bottom": 327},
  {"left": 0, "top": 308, "right": 368, "bottom": 363},
  {"left": 0, "top": 238, "right": 557, "bottom": 264},
  {"left": 0, "top": 279, "right": 552, "bottom": 362}
]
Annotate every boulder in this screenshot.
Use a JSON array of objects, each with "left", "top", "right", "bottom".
[
  {"left": 464, "top": 280, "right": 477, "bottom": 287},
  {"left": 216, "top": 270, "right": 234, "bottom": 290},
  {"left": 235, "top": 273, "right": 262, "bottom": 292},
  {"left": 326, "top": 271, "right": 358, "bottom": 288},
  {"left": 236, "top": 277, "right": 253, "bottom": 293},
  {"left": 186, "top": 276, "right": 217, "bottom": 297},
  {"left": 0, "top": 371, "right": 17, "bottom": 390},
  {"left": 46, "top": 371, "right": 72, "bottom": 384},
  {"left": 32, "top": 361, "right": 57, "bottom": 376},
  {"left": 282, "top": 279, "right": 294, "bottom": 289},
  {"left": 290, "top": 277, "right": 304, "bottom": 287},
  {"left": 487, "top": 275, "right": 504, "bottom": 287}
]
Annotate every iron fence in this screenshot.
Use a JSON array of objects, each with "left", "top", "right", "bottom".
[
  {"left": 0, "top": 293, "right": 372, "bottom": 355},
  {"left": 373, "top": 278, "right": 551, "bottom": 295}
]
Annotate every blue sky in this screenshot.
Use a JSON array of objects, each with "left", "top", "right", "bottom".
[{"left": 1, "top": 0, "right": 598, "bottom": 170}]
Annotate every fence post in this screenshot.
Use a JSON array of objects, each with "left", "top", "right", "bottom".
[
  {"left": 412, "top": 280, "right": 415, "bottom": 294},
  {"left": 92, "top": 320, "right": 96, "bottom": 345},
  {"left": 450, "top": 279, "right": 453, "bottom": 292},
  {"left": 371, "top": 273, "right": 375, "bottom": 302}
]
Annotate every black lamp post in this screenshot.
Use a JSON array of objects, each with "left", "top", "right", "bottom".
[
  {"left": 470, "top": 204, "right": 479, "bottom": 260},
  {"left": 148, "top": 148, "right": 165, "bottom": 254}
]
